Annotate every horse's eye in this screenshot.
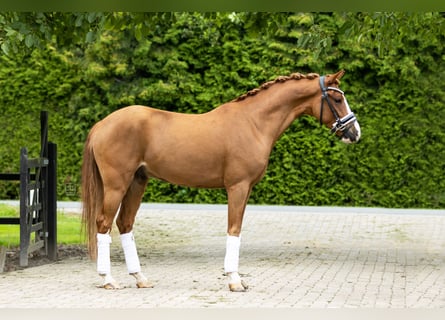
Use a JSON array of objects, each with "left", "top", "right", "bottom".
[{"left": 334, "top": 98, "right": 342, "bottom": 104}]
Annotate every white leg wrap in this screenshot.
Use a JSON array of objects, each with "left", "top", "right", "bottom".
[
  {"left": 224, "top": 235, "right": 241, "bottom": 274},
  {"left": 132, "top": 272, "right": 148, "bottom": 283},
  {"left": 102, "top": 273, "right": 116, "bottom": 285},
  {"left": 227, "top": 271, "right": 241, "bottom": 284},
  {"left": 97, "top": 233, "right": 112, "bottom": 275},
  {"left": 121, "top": 231, "right": 141, "bottom": 274}
]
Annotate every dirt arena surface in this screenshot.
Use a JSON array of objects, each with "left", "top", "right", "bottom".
[{"left": 1, "top": 203, "right": 444, "bottom": 308}]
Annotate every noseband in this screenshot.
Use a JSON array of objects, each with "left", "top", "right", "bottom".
[{"left": 319, "top": 76, "right": 357, "bottom": 136}]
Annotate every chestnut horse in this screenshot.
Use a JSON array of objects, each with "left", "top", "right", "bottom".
[{"left": 81, "top": 70, "right": 361, "bottom": 292}]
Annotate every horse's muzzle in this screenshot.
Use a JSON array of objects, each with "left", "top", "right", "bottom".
[
  {"left": 329, "top": 112, "right": 361, "bottom": 144},
  {"left": 339, "top": 121, "right": 361, "bottom": 144}
]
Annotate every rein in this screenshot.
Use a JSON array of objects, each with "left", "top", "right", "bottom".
[{"left": 319, "top": 76, "right": 357, "bottom": 136}]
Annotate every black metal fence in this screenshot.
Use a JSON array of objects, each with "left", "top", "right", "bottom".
[{"left": 0, "top": 111, "right": 57, "bottom": 267}]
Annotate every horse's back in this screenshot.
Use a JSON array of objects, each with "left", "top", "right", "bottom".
[
  {"left": 88, "top": 105, "right": 232, "bottom": 187},
  {"left": 90, "top": 105, "right": 167, "bottom": 146}
]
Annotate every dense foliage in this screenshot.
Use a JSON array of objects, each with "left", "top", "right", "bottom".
[{"left": 0, "top": 12, "right": 444, "bottom": 208}]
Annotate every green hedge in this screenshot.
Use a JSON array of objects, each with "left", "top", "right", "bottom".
[{"left": 0, "top": 13, "right": 444, "bottom": 208}]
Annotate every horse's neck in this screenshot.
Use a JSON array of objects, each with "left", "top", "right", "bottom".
[{"left": 241, "top": 82, "right": 316, "bottom": 145}]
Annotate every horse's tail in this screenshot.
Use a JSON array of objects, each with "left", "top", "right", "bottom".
[{"left": 81, "top": 130, "right": 102, "bottom": 260}]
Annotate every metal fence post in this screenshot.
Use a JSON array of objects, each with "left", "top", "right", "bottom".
[
  {"left": 19, "top": 147, "right": 29, "bottom": 267},
  {"left": 47, "top": 142, "right": 57, "bottom": 260}
]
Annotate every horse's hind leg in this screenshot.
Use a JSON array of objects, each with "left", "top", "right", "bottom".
[
  {"left": 97, "top": 187, "right": 125, "bottom": 289},
  {"left": 116, "top": 169, "right": 153, "bottom": 288}
]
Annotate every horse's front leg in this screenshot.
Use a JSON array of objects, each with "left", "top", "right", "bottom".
[{"left": 225, "top": 181, "right": 252, "bottom": 292}]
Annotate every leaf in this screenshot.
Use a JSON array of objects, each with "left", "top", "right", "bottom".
[
  {"left": 24, "top": 34, "right": 35, "bottom": 48},
  {"left": 74, "top": 14, "right": 84, "bottom": 27},
  {"left": 1, "top": 42, "right": 10, "bottom": 55},
  {"left": 87, "top": 13, "right": 97, "bottom": 24},
  {"left": 85, "top": 31, "right": 95, "bottom": 43},
  {"left": 134, "top": 26, "right": 143, "bottom": 42}
]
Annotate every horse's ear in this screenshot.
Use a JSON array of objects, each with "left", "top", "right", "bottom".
[{"left": 328, "top": 70, "right": 345, "bottom": 84}]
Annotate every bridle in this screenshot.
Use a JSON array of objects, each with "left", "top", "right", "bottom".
[{"left": 319, "top": 76, "right": 357, "bottom": 137}]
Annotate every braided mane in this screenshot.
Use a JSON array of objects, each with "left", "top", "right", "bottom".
[{"left": 233, "top": 72, "right": 320, "bottom": 102}]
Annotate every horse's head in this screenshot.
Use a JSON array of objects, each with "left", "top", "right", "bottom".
[{"left": 315, "top": 70, "right": 361, "bottom": 144}]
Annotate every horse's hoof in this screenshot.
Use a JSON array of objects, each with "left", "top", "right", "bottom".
[
  {"left": 136, "top": 280, "right": 154, "bottom": 288},
  {"left": 130, "top": 272, "right": 154, "bottom": 288},
  {"left": 102, "top": 282, "right": 121, "bottom": 290},
  {"left": 229, "top": 280, "right": 248, "bottom": 292}
]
